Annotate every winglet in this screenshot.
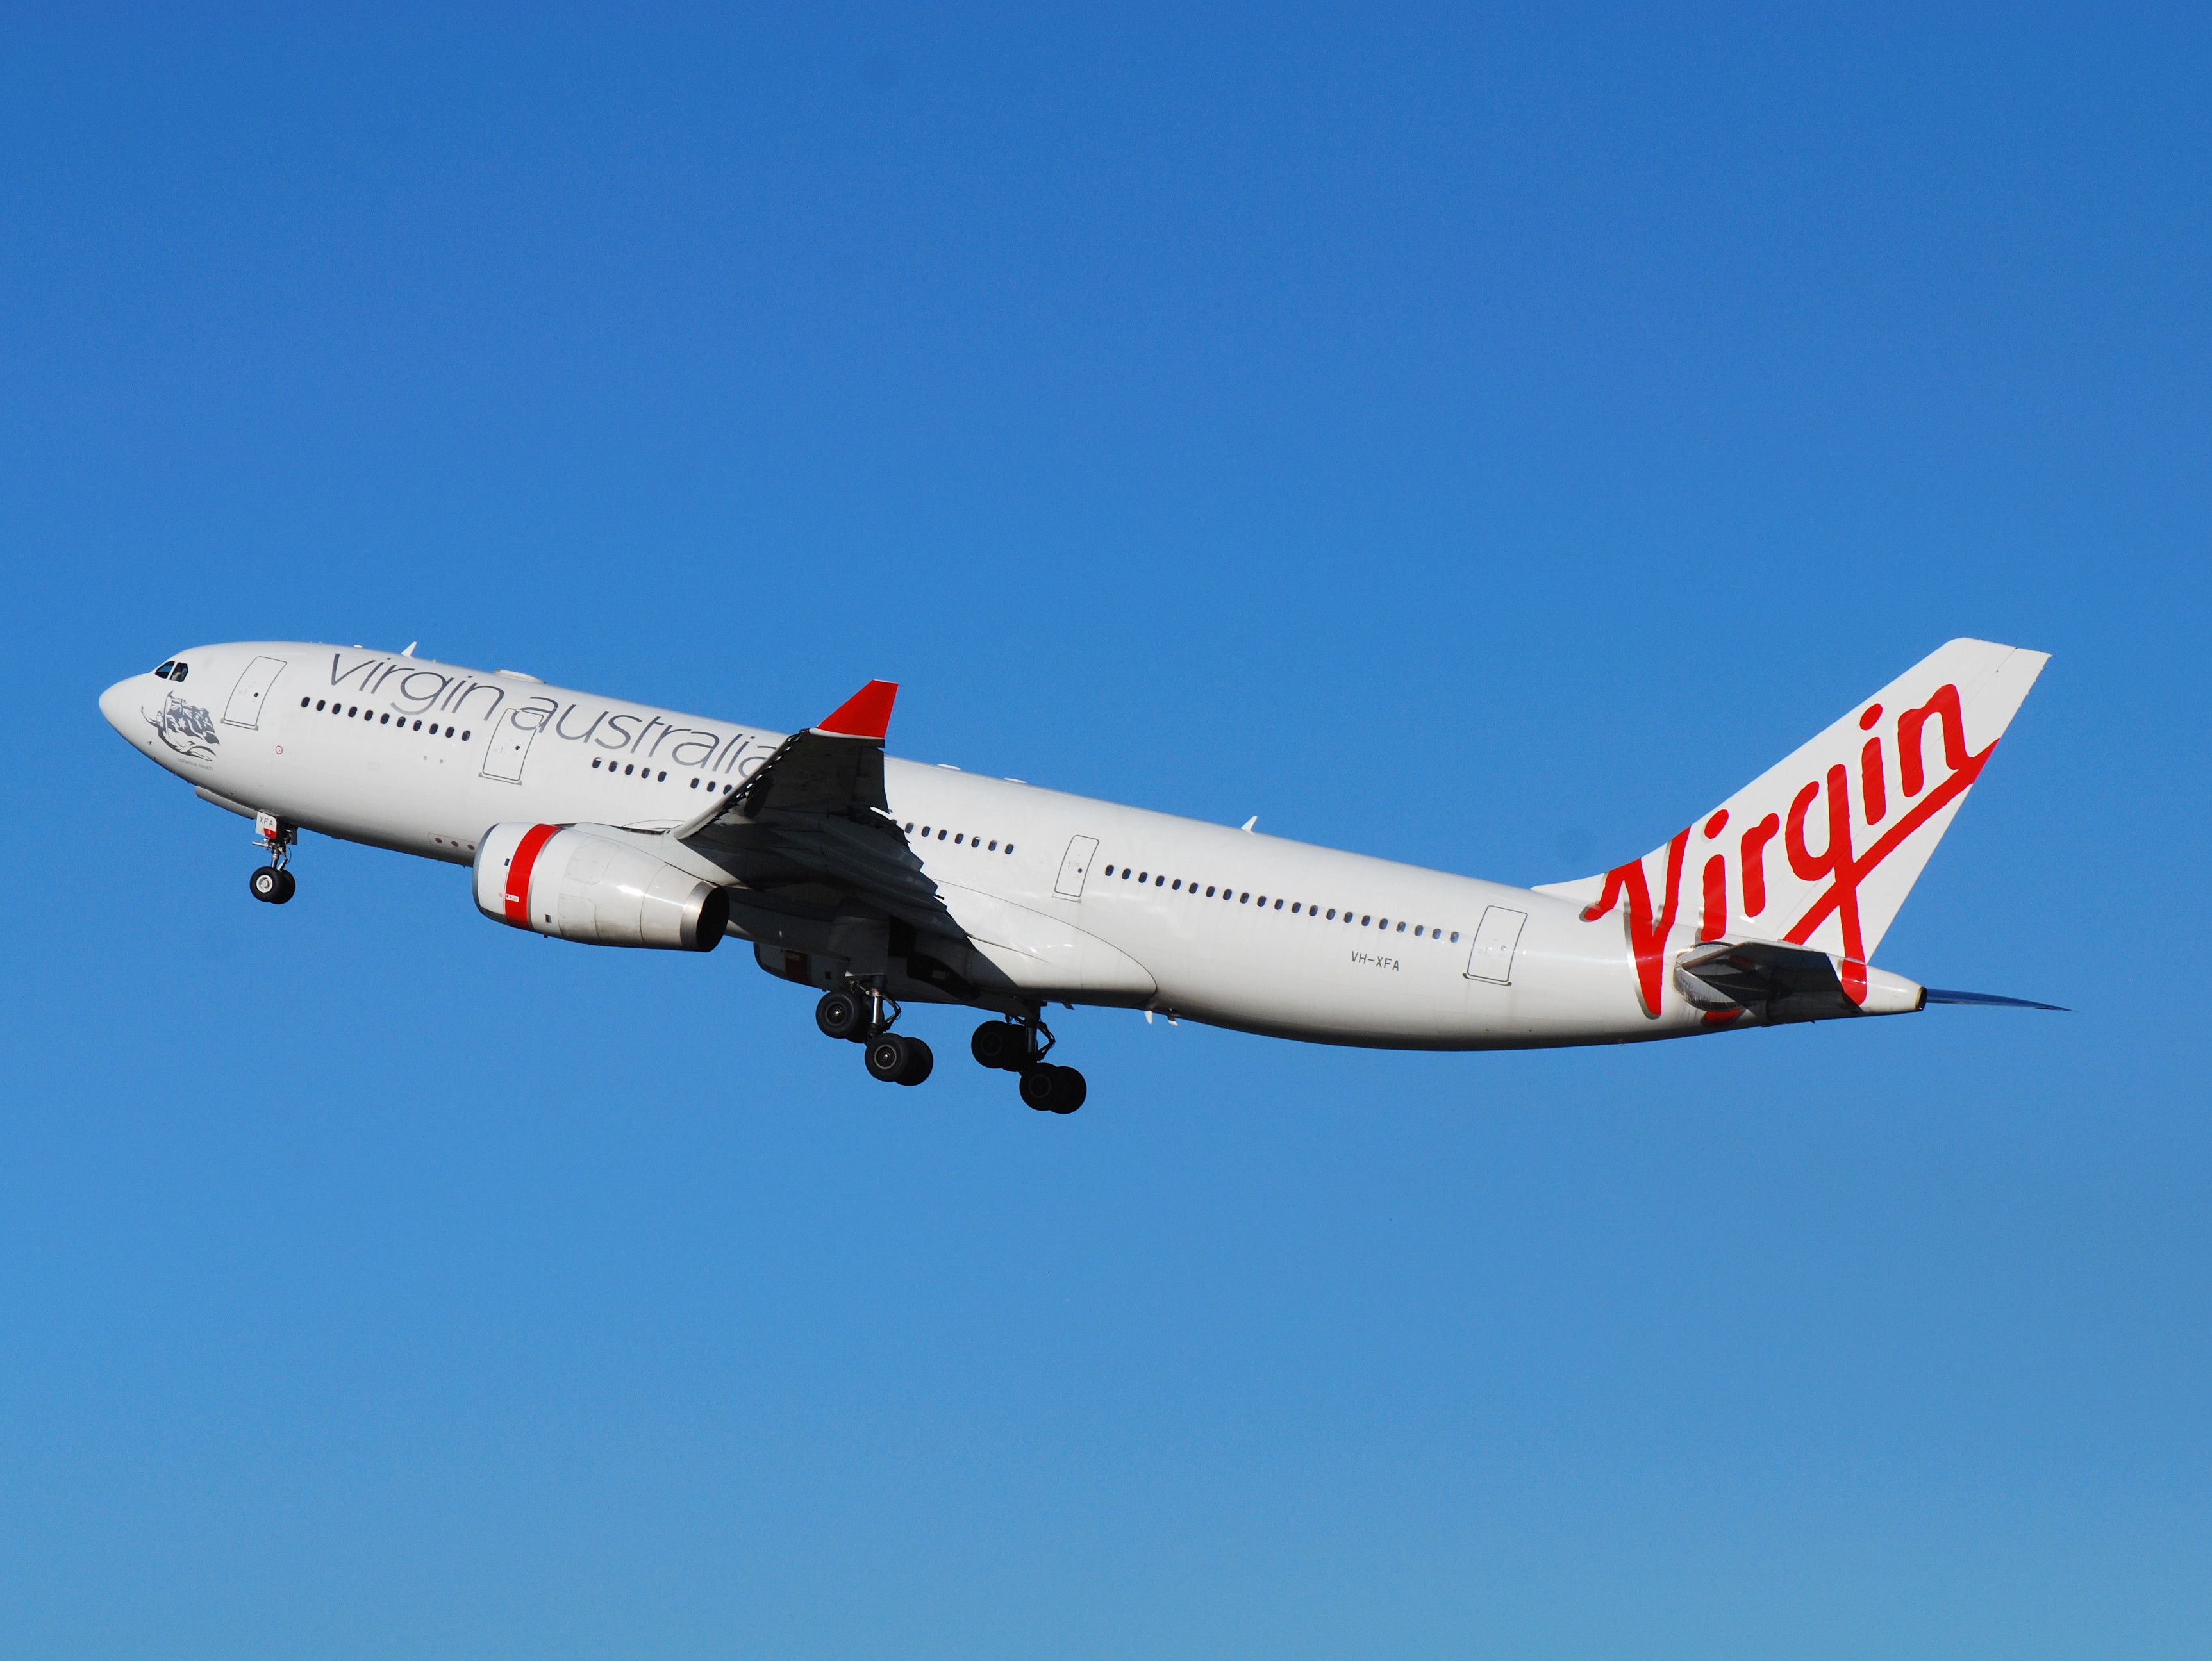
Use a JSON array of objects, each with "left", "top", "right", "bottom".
[{"left": 814, "top": 679, "right": 898, "bottom": 740}]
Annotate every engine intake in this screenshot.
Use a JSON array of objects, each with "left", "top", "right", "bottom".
[{"left": 475, "top": 823, "right": 728, "bottom": 952}]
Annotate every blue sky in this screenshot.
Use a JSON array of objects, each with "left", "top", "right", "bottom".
[{"left": 3, "top": 5, "right": 2206, "bottom": 1656}]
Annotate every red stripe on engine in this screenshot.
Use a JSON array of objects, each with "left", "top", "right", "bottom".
[{"left": 503, "top": 823, "right": 561, "bottom": 925}]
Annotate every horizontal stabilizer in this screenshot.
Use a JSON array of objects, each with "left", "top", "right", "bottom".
[
  {"left": 1672, "top": 939, "right": 1922, "bottom": 1023},
  {"left": 1922, "top": 987, "right": 2068, "bottom": 1011}
]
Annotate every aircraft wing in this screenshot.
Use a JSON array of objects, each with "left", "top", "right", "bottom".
[{"left": 672, "top": 680, "right": 952, "bottom": 934}]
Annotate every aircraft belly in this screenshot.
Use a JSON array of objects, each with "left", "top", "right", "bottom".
[
  {"left": 938, "top": 884, "right": 1157, "bottom": 1002},
  {"left": 1145, "top": 892, "right": 1673, "bottom": 1050}
]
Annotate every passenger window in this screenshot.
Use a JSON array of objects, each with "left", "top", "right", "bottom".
[
  {"left": 1171, "top": 879, "right": 1181, "bottom": 890},
  {"left": 988, "top": 839, "right": 998, "bottom": 850},
  {"left": 380, "top": 713, "right": 390, "bottom": 724},
  {"left": 1004, "top": 844, "right": 1013, "bottom": 854},
  {"left": 315, "top": 699, "right": 326, "bottom": 711},
  {"left": 1104, "top": 864, "right": 1113, "bottom": 876},
  {"left": 922, "top": 827, "right": 933, "bottom": 838},
  {"left": 1451, "top": 930, "right": 1460, "bottom": 943},
  {"left": 1240, "top": 893, "right": 1250, "bottom": 904},
  {"left": 299, "top": 697, "right": 309, "bottom": 707},
  {"left": 1138, "top": 871, "right": 1147, "bottom": 882},
  {"left": 1361, "top": 915, "right": 1371, "bottom": 926},
  {"left": 656, "top": 770, "right": 667, "bottom": 781},
  {"left": 462, "top": 731, "right": 470, "bottom": 741},
  {"left": 1395, "top": 921, "right": 1406, "bottom": 933}
]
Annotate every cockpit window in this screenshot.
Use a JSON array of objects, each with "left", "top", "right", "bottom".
[
  {"left": 169, "top": 661, "right": 188, "bottom": 682},
  {"left": 154, "top": 661, "right": 176, "bottom": 679}
]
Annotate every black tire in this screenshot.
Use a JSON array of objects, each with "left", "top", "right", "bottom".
[
  {"left": 817, "top": 989, "right": 868, "bottom": 1042},
  {"left": 865, "top": 1034, "right": 911, "bottom": 1082},
  {"left": 970, "top": 1021, "right": 1028, "bottom": 1071},
  {"left": 1019, "top": 1065, "right": 1060, "bottom": 1111},
  {"left": 249, "top": 866, "right": 283, "bottom": 903},
  {"left": 1048, "top": 1066, "right": 1086, "bottom": 1113},
  {"left": 897, "top": 1037, "right": 934, "bottom": 1086},
  {"left": 270, "top": 869, "right": 296, "bottom": 904}
]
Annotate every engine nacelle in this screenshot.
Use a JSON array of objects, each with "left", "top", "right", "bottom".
[{"left": 474, "top": 823, "right": 728, "bottom": 952}]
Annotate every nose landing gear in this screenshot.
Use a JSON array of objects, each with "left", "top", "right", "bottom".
[
  {"left": 972, "top": 1014, "right": 1086, "bottom": 1112},
  {"left": 249, "top": 813, "right": 297, "bottom": 905}
]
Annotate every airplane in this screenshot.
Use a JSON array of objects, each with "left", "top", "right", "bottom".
[{"left": 99, "top": 637, "right": 2058, "bottom": 1112}]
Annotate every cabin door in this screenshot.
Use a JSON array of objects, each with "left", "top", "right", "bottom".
[
  {"left": 222, "top": 656, "right": 288, "bottom": 730},
  {"left": 479, "top": 708, "right": 537, "bottom": 782},
  {"left": 1054, "top": 836, "right": 1099, "bottom": 900},
  {"left": 1465, "top": 905, "right": 1528, "bottom": 984}
]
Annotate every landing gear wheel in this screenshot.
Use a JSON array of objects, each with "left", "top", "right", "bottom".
[
  {"left": 1019, "top": 1064, "right": 1086, "bottom": 1113},
  {"left": 1049, "top": 1066, "right": 1086, "bottom": 1113},
  {"left": 970, "top": 1020, "right": 1033, "bottom": 1071},
  {"left": 249, "top": 866, "right": 294, "bottom": 904},
  {"left": 817, "top": 989, "right": 869, "bottom": 1042},
  {"left": 896, "top": 1037, "right": 934, "bottom": 1086},
  {"left": 866, "top": 1033, "right": 917, "bottom": 1084}
]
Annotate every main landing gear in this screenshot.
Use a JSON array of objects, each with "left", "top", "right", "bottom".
[
  {"left": 972, "top": 1015, "right": 1086, "bottom": 1114},
  {"left": 813, "top": 989, "right": 1086, "bottom": 1111},
  {"left": 249, "top": 813, "right": 297, "bottom": 905},
  {"left": 816, "top": 987, "right": 934, "bottom": 1086}
]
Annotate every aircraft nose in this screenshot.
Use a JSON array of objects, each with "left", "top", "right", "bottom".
[{"left": 99, "top": 677, "right": 138, "bottom": 738}]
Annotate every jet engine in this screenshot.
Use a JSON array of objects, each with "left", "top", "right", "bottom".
[{"left": 474, "top": 823, "right": 729, "bottom": 952}]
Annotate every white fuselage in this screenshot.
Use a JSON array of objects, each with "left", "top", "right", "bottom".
[{"left": 101, "top": 641, "right": 1755, "bottom": 1050}]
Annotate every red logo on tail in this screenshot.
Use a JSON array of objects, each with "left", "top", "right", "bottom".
[{"left": 1581, "top": 684, "right": 1993, "bottom": 1016}]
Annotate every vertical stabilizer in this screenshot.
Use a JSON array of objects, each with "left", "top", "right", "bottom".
[{"left": 1535, "top": 639, "right": 2047, "bottom": 1007}]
